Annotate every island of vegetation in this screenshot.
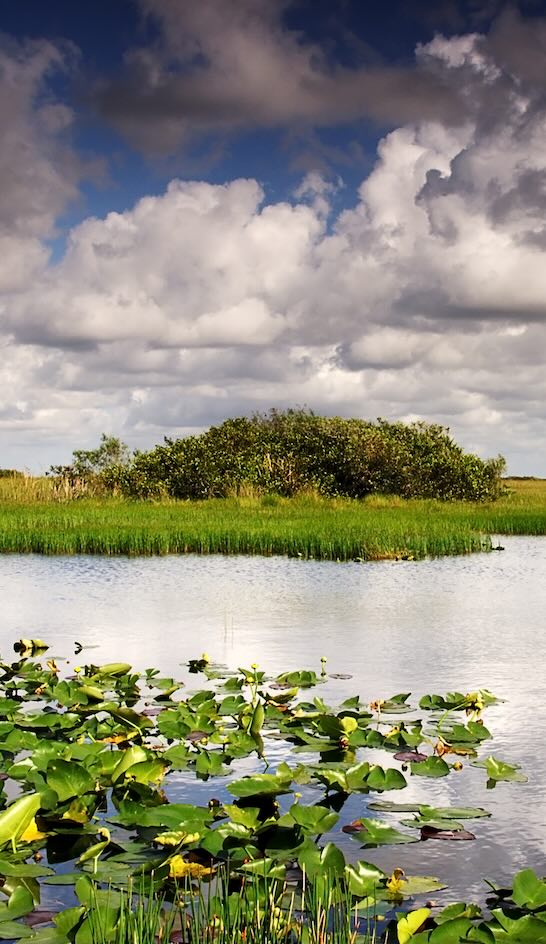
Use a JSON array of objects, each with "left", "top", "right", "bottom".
[{"left": 1, "top": 409, "right": 545, "bottom": 560}]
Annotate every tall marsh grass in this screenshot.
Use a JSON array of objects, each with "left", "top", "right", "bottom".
[
  {"left": 86, "top": 872, "right": 381, "bottom": 944},
  {"left": 0, "top": 477, "right": 544, "bottom": 561}
]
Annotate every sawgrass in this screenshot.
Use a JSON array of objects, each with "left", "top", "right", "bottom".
[{"left": 0, "top": 477, "right": 544, "bottom": 561}]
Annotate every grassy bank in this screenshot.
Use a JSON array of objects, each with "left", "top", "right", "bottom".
[{"left": 0, "top": 477, "right": 544, "bottom": 560}]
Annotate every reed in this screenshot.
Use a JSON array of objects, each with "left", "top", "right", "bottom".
[
  {"left": 86, "top": 870, "right": 379, "bottom": 944},
  {"left": 0, "top": 478, "right": 544, "bottom": 561}
]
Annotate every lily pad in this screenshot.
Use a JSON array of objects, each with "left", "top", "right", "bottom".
[
  {"left": 410, "top": 756, "right": 450, "bottom": 778},
  {"left": 228, "top": 765, "right": 293, "bottom": 797},
  {"left": 471, "top": 756, "right": 528, "bottom": 784},
  {"left": 394, "top": 751, "right": 427, "bottom": 763},
  {"left": 346, "top": 819, "right": 419, "bottom": 848},
  {"left": 420, "top": 826, "right": 476, "bottom": 841}
]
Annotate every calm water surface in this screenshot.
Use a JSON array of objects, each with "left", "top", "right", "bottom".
[{"left": 0, "top": 537, "right": 545, "bottom": 904}]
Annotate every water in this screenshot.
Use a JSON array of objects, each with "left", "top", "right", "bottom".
[{"left": 1, "top": 537, "right": 545, "bottom": 904}]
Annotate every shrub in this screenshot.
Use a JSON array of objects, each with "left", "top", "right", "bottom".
[{"left": 110, "top": 410, "right": 505, "bottom": 502}]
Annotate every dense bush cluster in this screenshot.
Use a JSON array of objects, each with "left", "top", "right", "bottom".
[{"left": 87, "top": 410, "right": 505, "bottom": 502}]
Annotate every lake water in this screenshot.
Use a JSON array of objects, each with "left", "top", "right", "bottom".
[{"left": 1, "top": 537, "right": 545, "bottom": 905}]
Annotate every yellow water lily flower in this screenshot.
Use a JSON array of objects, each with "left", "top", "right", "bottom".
[
  {"left": 168, "top": 855, "right": 215, "bottom": 879},
  {"left": 20, "top": 818, "right": 47, "bottom": 843},
  {"left": 386, "top": 867, "right": 406, "bottom": 895}
]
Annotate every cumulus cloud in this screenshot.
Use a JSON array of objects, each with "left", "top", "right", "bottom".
[
  {"left": 93, "top": 0, "right": 471, "bottom": 156},
  {"left": 0, "top": 37, "right": 96, "bottom": 291},
  {"left": 3, "top": 22, "right": 546, "bottom": 472}
]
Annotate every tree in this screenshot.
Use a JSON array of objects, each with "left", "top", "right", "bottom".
[
  {"left": 48, "top": 435, "right": 131, "bottom": 495},
  {"left": 70, "top": 435, "right": 131, "bottom": 476}
]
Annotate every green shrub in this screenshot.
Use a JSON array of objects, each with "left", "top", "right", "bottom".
[{"left": 109, "top": 410, "right": 505, "bottom": 502}]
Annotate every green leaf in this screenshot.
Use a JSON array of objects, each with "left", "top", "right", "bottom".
[
  {"left": 111, "top": 746, "right": 148, "bottom": 783},
  {"left": 195, "top": 751, "right": 227, "bottom": 779},
  {"left": 222, "top": 806, "right": 261, "bottom": 829},
  {"left": 344, "top": 861, "right": 385, "bottom": 897},
  {"left": 121, "top": 760, "right": 167, "bottom": 785},
  {"left": 0, "top": 860, "right": 53, "bottom": 878},
  {"left": 298, "top": 840, "right": 345, "bottom": 878},
  {"left": 350, "top": 819, "right": 419, "bottom": 848},
  {"left": 369, "top": 802, "right": 490, "bottom": 819},
  {"left": 410, "top": 757, "right": 450, "bottom": 778},
  {"left": 0, "top": 886, "right": 34, "bottom": 922},
  {"left": 428, "top": 917, "right": 480, "bottom": 942},
  {"left": 380, "top": 693, "right": 412, "bottom": 713},
  {"left": 344, "top": 762, "right": 371, "bottom": 791},
  {"left": 388, "top": 875, "right": 447, "bottom": 899},
  {"left": 248, "top": 701, "right": 265, "bottom": 736},
  {"left": 0, "top": 920, "right": 33, "bottom": 938},
  {"left": 489, "top": 910, "right": 546, "bottom": 942},
  {"left": 0, "top": 794, "right": 42, "bottom": 849},
  {"left": 77, "top": 839, "right": 109, "bottom": 864},
  {"left": 46, "top": 760, "right": 96, "bottom": 802},
  {"left": 512, "top": 869, "right": 546, "bottom": 910},
  {"left": 89, "top": 663, "right": 132, "bottom": 678},
  {"left": 239, "top": 858, "right": 286, "bottom": 879},
  {"left": 276, "top": 670, "right": 318, "bottom": 688},
  {"left": 436, "top": 902, "right": 483, "bottom": 923},
  {"left": 278, "top": 804, "right": 339, "bottom": 834},
  {"left": 228, "top": 765, "right": 293, "bottom": 797},
  {"left": 471, "top": 756, "right": 528, "bottom": 784},
  {"left": 366, "top": 765, "right": 408, "bottom": 791}
]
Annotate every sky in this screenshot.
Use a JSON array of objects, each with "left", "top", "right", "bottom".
[{"left": 1, "top": 0, "right": 546, "bottom": 474}]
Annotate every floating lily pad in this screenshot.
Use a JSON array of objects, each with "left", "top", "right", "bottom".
[
  {"left": 394, "top": 751, "right": 427, "bottom": 763},
  {"left": 471, "top": 756, "right": 528, "bottom": 784},
  {"left": 346, "top": 819, "right": 419, "bottom": 848},
  {"left": 410, "top": 756, "right": 450, "bottom": 778},
  {"left": 421, "top": 826, "right": 476, "bottom": 841}
]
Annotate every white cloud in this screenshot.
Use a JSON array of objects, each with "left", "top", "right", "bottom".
[{"left": 2, "top": 27, "right": 546, "bottom": 472}]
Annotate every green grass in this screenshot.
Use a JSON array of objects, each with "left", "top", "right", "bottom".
[{"left": 0, "top": 478, "right": 544, "bottom": 561}]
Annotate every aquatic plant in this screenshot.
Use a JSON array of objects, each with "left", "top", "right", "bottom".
[{"left": 0, "top": 639, "right": 528, "bottom": 941}]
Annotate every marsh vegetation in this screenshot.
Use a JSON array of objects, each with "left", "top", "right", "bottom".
[
  {"left": 0, "top": 639, "right": 538, "bottom": 942},
  {"left": 0, "top": 476, "right": 545, "bottom": 560}
]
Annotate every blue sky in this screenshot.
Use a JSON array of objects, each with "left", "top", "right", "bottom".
[{"left": 1, "top": 0, "right": 546, "bottom": 472}]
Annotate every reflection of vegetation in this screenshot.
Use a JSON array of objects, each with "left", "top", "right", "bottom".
[
  {"left": 51, "top": 411, "right": 506, "bottom": 501},
  {"left": 0, "top": 641, "right": 527, "bottom": 941},
  {"left": 0, "top": 478, "right": 545, "bottom": 559}
]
